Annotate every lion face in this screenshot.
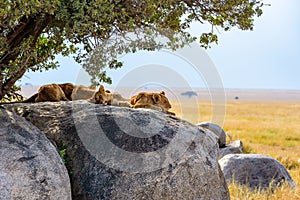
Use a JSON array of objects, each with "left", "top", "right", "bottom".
[
  {"left": 94, "top": 85, "right": 112, "bottom": 105},
  {"left": 130, "top": 91, "right": 172, "bottom": 110},
  {"left": 152, "top": 91, "right": 172, "bottom": 110}
]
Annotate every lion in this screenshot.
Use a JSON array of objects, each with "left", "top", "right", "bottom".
[
  {"left": 58, "top": 83, "right": 75, "bottom": 100},
  {"left": 7, "top": 83, "right": 72, "bottom": 103},
  {"left": 70, "top": 85, "right": 98, "bottom": 101},
  {"left": 1, "top": 83, "right": 110, "bottom": 104},
  {"left": 35, "top": 83, "right": 69, "bottom": 102},
  {"left": 23, "top": 84, "right": 105, "bottom": 103},
  {"left": 130, "top": 91, "right": 175, "bottom": 115},
  {"left": 25, "top": 84, "right": 110, "bottom": 103},
  {"left": 0, "top": 83, "right": 75, "bottom": 104},
  {"left": 34, "top": 84, "right": 110, "bottom": 103},
  {"left": 94, "top": 86, "right": 131, "bottom": 107}
]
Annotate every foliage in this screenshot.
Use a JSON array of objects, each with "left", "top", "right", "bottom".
[
  {"left": 0, "top": 0, "right": 264, "bottom": 100},
  {"left": 58, "top": 143, "right": 73, "bottom": 174},
  {"left": 0, "top": 84, "right": 23, "bottom": 102}
]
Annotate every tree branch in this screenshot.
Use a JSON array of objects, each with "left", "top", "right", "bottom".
[{"left": 0, "top": 14, "right": 53, "bottom": 70}]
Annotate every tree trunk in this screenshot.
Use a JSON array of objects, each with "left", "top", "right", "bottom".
[{"left": 0, "top": 14, "right": 53, "bottom": 100}]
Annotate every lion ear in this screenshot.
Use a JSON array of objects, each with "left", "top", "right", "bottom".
[
  {"left": 152, "top": 94, "right": 161, "bottom": 103},
  {"left": 98, "top": 85, "right": 105, "bottom": 93},
  {"left": 105, "top": 89, "right": 111, "bottom": 93},
  {"left": 160, "top": 91, "right": 165, "bottom": 95}
]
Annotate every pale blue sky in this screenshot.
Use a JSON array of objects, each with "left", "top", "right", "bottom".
[{"left": 20, "top": 0, "right": 300, "bottom": 90}]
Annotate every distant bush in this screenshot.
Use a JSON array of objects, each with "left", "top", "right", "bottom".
[{"left": 181, "top": 91, "right": 197, "bottom": 98}]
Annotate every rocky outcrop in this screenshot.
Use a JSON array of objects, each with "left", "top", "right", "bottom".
[
  {"left": 219, "top": 140, "right": 243, "bottom": 158},
  {"left": 219, "top": 154, "right": 296, "bottom": 190},
  {"left": 3, "top": 101, "right": 229, "bottom": 200},
  {"left": 0, "top": 108, "right": 71, "bottom": 200},
  {"left": 197, "top": 122, "right": 226, "bottom": 147}
]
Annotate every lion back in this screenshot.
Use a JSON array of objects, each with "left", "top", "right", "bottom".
[
  {"left": 71, "top": 85, "right": 96, "bottom": 100},
  {"left": 130, "top": 92, "right": 154, "bottom": 106},
  {"left": 35, "top": 84, "right": 67, "bottom": 102},
  {"left": 59, "top": 83, "right": 74, "bottom": 100}
]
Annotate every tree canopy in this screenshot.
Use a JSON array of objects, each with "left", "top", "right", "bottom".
[{"left": 0, "top": 0, "right": 264, "bottom": 101}]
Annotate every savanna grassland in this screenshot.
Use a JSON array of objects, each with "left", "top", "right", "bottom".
[{"left": 170, "top": 100, "right": 300, "bottom": 200}]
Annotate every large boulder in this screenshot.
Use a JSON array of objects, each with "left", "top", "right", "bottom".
[
  {"left": 197, "top": 122, "right": 226, "bottom": 147},
  {"left": 3, "top": 101, "right": 229, "bottom": 200},
  {"left": 219, "top": 140, "right": 243, "bottom": 159},
  {"left": 219, "top": 154, "right": 296, "bottom": 190},
  {"left": 0, "top": 107, "right": 71, "bottom": 200}
]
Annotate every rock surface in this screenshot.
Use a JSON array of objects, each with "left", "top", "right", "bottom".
[
  {"left": 219, "top": 140, "right": 243, "bottom": 158},
  {"left": 0, "top": 108, "right": 71, "bottom": 200},
  {"left": 3, "top": 101, "right": 229, "bottom": 200},
  {"left": 197, "top": 122, "right": 227, "bottom": 147},
  {"left": 219, "top": 154, "right": 296, "bottom": 190}
]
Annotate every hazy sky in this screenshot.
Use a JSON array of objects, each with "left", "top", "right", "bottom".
[{"left": 20, "top": 0, "right": 300, "bottom": 90}]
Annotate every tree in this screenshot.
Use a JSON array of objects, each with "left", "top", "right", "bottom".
[{"left": 0, "top": 0, "right": 264, "bottom": 101}]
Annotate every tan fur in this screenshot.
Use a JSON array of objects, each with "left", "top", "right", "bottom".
[
  {"left": 130, "top": 91, "right": 175, "bottom": 115},
  {"left": 94, "top": 86, "right": 130, "bottom": 107},
  {"left": 94, "top": 85, "right": 112, "bottom": 104},
  {"left": 0, "top": 83, "right": 74, "bottom": 104},
  {"left": 130, "top": 91, "right": 172, "bottom": 110},
  {"left": 30, "top": 84, "right": 101, "bottom": 103},
  {"left": 35, "top": 84, "right": 69, "bottom": 102},
  {"left": 58, "top": 83, "right": 75, "bottom": 100},
  {"left": 70, "top": 85, "right": 97, "bottom": 101},
  {"left": 111, "top": 93, "right": 131, "bottom": 107}
]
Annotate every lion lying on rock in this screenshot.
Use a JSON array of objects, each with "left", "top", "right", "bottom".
[
  {"left": 1, "top": 83, "right": 176, "bottom": 115},
  {"left": 35, "top": 83, "right": 106, "bottom": 103},
  {"left": 0, "top": 83, "right": 75, "bottom": 104},
  {"left": 130, "top": 91, "right": 175, "bottom": 115},
  {"left": 94, "top": 86, "right": 131, "bottom": 107},
  {"left": 93, "top": 87, "right": 175, "bottom": 115},
  {"left": 1, "top": 83, "right": 101, "bottom": 103},
  {"left": 35, "top": 84, "right": 70, "bottom": 102}
]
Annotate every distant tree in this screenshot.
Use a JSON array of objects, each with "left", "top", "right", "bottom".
[
  {"left": 0, "top": 0, "right": 264, "bottom": 101},
  {"left": 181, "top": 91, "right": 198, "bottom": 98}
]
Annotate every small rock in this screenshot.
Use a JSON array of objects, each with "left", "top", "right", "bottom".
[
  {"left": 197, "top": 122, "right": 226, "bottom": 147},
  {"left": 219, "top": 140, "right": 243, "bottom": 159},
  {"left": 219, "top": 154, "right": 296, "bottom": 190}
]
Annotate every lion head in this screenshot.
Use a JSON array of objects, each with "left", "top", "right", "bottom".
[
  {"left": 94, "top": 85, "right": 112, "bottom": 105},
  {"left": 130, "top": 91, "right": 172, "bottom": 110}
]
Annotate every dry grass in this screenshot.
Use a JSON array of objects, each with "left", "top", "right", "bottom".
[{"left": 170, "top": 100, "right": 300, "bottom": 200}]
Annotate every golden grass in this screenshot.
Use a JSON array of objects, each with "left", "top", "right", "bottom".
[
  {"left": 170, "top": 100, "right": 300, "bottom": 200},
  {"left": 228, "top": 182, "right": 300, "bottom": 200}
]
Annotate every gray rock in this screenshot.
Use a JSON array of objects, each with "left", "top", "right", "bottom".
[
  {"left": 4, "top": 101, "right": 229, "bottom": 200},
  {"left": 0, "top": 108, "right": 71, "bottom": 200},
  {"left": 197, "top": 122, "right": 226, "bottom": 147},
  {"left": 219, "top": 154, "right": 296, "bottom": 190},
  {"left": 219, "top": 140, "right": 243, "bottom": 159}
]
